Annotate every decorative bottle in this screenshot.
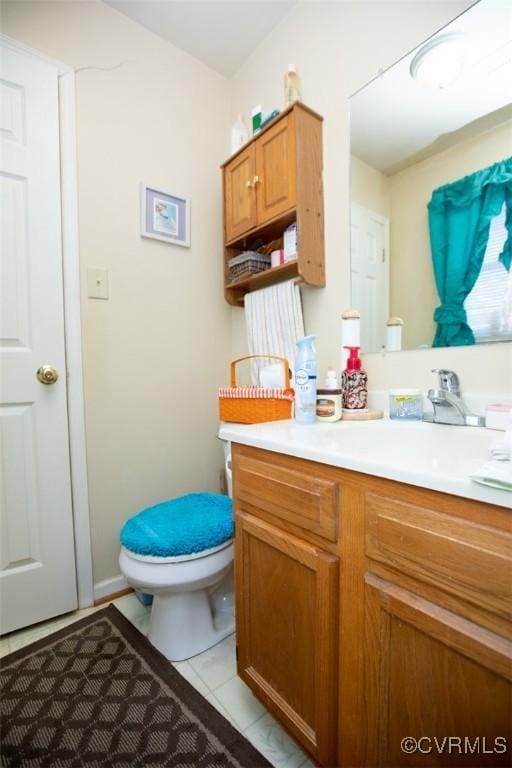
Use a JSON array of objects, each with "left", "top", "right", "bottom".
[
  {"left": 284, "top": 65, "right": 301, "bottom": 106},
  {"left": 341, "top": 347, "right": 368, "bottom": 410}
]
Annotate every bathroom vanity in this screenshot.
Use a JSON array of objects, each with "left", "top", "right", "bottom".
[{"left": 219, "top": 420, "right": 511, "bottom": 767}]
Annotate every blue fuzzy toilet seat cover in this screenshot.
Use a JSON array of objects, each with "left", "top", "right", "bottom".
[{"left": 120, "top": 493, "right": 233, "bottom": 558}]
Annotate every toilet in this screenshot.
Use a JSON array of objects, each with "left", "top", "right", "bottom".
[{"left": 119, "top": 487, "right": 234, "bottom": 661}]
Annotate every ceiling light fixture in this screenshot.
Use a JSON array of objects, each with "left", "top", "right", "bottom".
[{"left": 410, "top": 33, "right": 467, "bottom": 89}]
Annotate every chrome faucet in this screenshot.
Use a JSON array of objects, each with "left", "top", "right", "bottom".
[{"left": 424, "top": 369, "right": 484, "bottom": 427}]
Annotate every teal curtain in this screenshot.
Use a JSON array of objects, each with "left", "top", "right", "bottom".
[{"left": 428, "top": 156, "right": 512, "bottom": 347}]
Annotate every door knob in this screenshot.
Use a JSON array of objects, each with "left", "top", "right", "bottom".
[{"left": 36, "top": 365, "right": 59, "bottom": 385}]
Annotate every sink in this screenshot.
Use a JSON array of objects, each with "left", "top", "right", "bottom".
[{"left": 219, "top": 418, "right": 509, "bottom": 508}]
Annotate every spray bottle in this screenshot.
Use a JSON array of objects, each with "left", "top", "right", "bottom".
[{"left": 294, "top": 335, "right": 317, "bottom": 424}]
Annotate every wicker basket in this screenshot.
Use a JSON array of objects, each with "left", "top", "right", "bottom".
[
  {"left": 219, "top": 355, "right": 294, "bottom": 424},
  {"left": 227, "top": 251, "right": 271, "bottom": 283}
]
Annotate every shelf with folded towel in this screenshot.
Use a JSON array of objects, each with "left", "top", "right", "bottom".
[
  {"left": 221, "top": 103, "right": 325, "bottom": 306},
  {"left": 226, "top": 260, "right": 300, "bottom": 305}
]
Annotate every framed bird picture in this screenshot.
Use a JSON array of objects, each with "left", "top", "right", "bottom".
[{"left": 140, "top": 184, "right": 190, "bottom": 247}]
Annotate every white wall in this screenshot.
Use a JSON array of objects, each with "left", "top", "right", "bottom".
[
  {"left": 351, "top": 155, "right": 390, "bottom": 220},
  {"left": 1, "top": 0, "right": 232, "bottom": 585},
  {"left": 229, "top": 0, "right": 512, "bottom": 394}
]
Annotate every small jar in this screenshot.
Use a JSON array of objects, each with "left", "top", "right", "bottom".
[
  {"left": 316, "top": 389, "right": 342, "bottom": 422},
  {"left": 389, "top": 389, "right": 423, "bottom": 420}
]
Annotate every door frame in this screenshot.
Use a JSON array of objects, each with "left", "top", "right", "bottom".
[
  {"left": 1, "top": 34, "right": 94, "bottom": 608},
  {"left": 350, "top": 202, "right": 390, "bottom": 353}
]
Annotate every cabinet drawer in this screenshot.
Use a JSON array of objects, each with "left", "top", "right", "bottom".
[
  {"left": 235, "top": 453, "right": 339, "bottom": 542},
  {"left": 365, "top": 492, "right": 512, "bottom": 619}
]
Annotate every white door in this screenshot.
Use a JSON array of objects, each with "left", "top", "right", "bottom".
[
  {"left": 350, "top": 203, "right": 390, "bottom": 353},
  {"left": 0, "top": 43, "right": 77, "bottom": 633}
]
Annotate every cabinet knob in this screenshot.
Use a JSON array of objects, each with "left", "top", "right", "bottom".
[
  {"left": 245, "top": 180, "right": 254, "bottom": 188},
  {"left": 253, "top": 175, "right": 261, "bottom": 185}
]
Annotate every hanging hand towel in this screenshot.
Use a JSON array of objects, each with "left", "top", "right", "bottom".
[{"left": 245, "top": 280, "right": 305, "bottom": 384}]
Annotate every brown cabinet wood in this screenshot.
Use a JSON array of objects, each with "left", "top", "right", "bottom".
[
  {"left": 221, "top": 103, "right": 325, "bottom": 305},
  {"left": 254, "top": 112, "right": 296, "bottom": 225},
  {"left": 224, "top": 145, "right": 257, "bottom": 243},
  {"left": 234, "top": 449, "right": 339, "bottom": 542},
  {"left": 234, "top": 510, "right": 339, "bottom": 766},
  {"left": 364, "top": 574, "right": 512, "bottom": 768},
  {"left": 232, "top": 444, "right": 512, "bottom": 768}
]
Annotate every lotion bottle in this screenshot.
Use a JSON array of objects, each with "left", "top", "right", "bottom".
[
  {"left": 284, "top": 65, "right": 301, "bottom": 106},
  {"left": 230, "top": 113, "right": 248, "bottom": 154},
  {"left": 294, "top": 335, "right": 317, "bottom": 424},
  {"left": 341, "top": 347, "right": 368, "bottom": 410}
]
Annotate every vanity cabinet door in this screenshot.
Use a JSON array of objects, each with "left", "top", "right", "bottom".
[
  {"left": 235, "top": 510, "right": 339, "bottom": 767},
  {"left": 224, "top": 144, "right": 257, "bottom": 242},
  {"left": 363, "top": 573, "right": 512, "bottom": 768}
]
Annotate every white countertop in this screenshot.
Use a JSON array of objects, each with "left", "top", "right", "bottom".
[{"left": 219, "top": 419, "right": 512, "bottom": 509}]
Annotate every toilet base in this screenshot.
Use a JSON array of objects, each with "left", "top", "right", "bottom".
[
  {"left": 149, "top": 587, "right": 234, "bottom": 661},
  {"left": 119, "top": 542, "right": 234, "bottom": 662}
]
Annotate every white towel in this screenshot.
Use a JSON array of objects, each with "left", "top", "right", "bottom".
[
  {"left": 245, "top": 280, "right": 305, "bottom": 384},
  {"left": 471, "top": 459, "right": 512, "bottom": 492}
]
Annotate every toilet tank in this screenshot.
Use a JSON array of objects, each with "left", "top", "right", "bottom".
[{"left": 223, "top": 440, "right": 232, "bottom": 498}]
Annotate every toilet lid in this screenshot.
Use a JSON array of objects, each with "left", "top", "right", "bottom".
[{"left": 120, "top": 492, "right": 233, "bottom": 558}]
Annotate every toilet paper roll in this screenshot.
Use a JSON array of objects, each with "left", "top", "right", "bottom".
[
  {"left": 259, "top": 363, "right": 286, "bottom": 389},
  {"left": 341, "top": 309, "right": 361, "bottom": 370}
]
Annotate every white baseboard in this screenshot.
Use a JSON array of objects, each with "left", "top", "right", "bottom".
[{"left": 93, "top": 574, "right": 129, "bottom": 602}]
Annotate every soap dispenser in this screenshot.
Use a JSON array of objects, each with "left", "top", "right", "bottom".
[{"left": 342, "top": 347, "right": 368, "bottom": 410}]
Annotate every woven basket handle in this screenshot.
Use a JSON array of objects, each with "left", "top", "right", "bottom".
[{"left": 230, "top": 355, "right": 291, "bottom": 388}]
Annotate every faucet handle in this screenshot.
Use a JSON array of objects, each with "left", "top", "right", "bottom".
[{"left": 432, "top": 368, "right": 461, "bottom": 396}]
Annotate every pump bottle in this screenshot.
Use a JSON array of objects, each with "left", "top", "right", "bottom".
[{"left": 341, "top": 346, "right": 368, "bottom": 410}]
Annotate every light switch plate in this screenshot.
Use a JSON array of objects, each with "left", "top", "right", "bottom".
[{"left": 87, "top": 267, "right": 109, "bottom": 300}]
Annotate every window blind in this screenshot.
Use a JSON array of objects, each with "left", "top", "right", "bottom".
[{"left": 464, "top": 203, "right": 512, "bottom": 343}]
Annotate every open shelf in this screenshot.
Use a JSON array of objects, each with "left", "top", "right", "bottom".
[
  {"left": 225, "top": 260, "right": 299, "bottom": 304},
  {"left": 225, "top": 209, "right": 296, "bottom": 250}
]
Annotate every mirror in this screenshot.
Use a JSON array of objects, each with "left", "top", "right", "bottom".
[{"left": 349, "top": 0, "right": 512, "bottom": 353}]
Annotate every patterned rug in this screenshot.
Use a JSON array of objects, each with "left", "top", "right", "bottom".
[{"left": 0, "top": 605, "right": 271, "bottom": 767}]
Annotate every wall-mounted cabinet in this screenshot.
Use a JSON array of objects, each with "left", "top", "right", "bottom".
[{"left": 221, "top": 103, "right": 325, "bottom": 306}]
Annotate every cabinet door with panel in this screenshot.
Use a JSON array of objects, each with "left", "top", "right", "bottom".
[
  {"left": 224, "top": 144, "right": 257, "bottom": 242},
  {"left": 235, "top": 511, "right": 339, "bottom": 767},
  {"left": 255, "top": 112, "right": 297, "bottom": 225},
  {"left": 363, "top": 574, "right": 512, "bottom": 768}
]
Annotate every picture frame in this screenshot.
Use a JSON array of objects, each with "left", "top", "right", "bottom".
[{"left": 140, "top": 183, "right": 190, "bottom": 247}]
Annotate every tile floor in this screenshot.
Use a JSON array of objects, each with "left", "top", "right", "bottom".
[{"left": 0, "top": 593, "right": 313, "bottom": 768}]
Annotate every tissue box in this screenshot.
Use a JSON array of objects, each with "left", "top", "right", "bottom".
[
  {"left": 485, "top": 403, "right": 512, "bottom": 430},
  {"left": 283, "top": 223, "right": 297, "bottom": 262},
  {"left": 271, "top": 249, "right": 285, "bottom": 268}
]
